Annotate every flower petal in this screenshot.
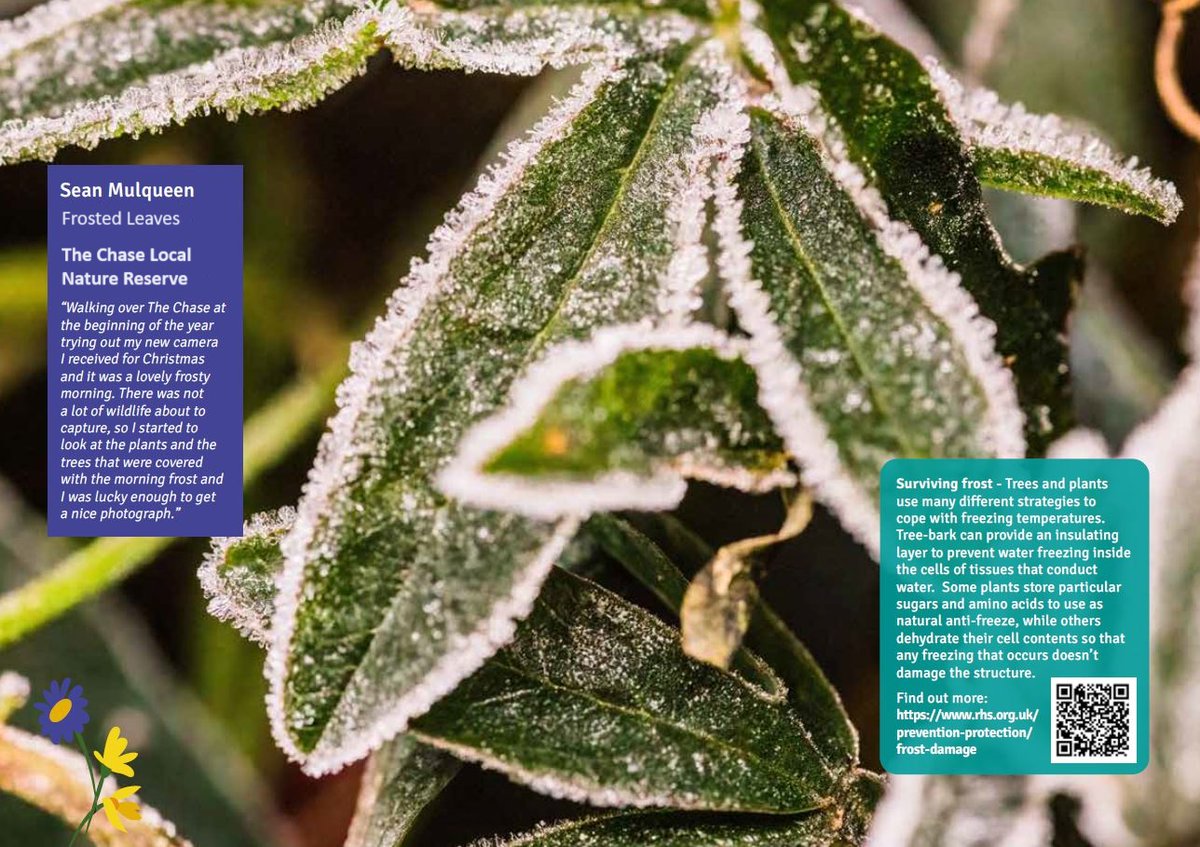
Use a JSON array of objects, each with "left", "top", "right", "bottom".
[{"left": 103, "top": 799, "right": 127, "bottom": 832}]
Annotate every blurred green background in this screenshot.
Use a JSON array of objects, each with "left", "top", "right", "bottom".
[{"left": 1, "top": 1, "right": 1198, "bottom": 844}]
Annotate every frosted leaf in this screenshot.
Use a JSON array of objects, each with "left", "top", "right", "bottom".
[
  {"left": 0, "top": 670, "right": 29, "bottom": 722},
  {"left": 926, "top": 62, "right": 1183, "bottom": 225},
  {"left": 474, "top": 769, "right": 883, "bottom": 845},
  {"left": 0, "top": 724, "right": 191, "bottom": 847},
  {"left": 0, "top": 0, "right": 702, "bottom": 163},
  {"left": 681, "top": 492, "right": 812, "bottom": 670},
  {"left": 410, "top": 568, "right": 839, "bottom": 812},
  {"left": 440, "top": 323, "right": 794, "bottom": 520},
  {"left": 199, "top": 507, "right": 295, "bottom": 646},
  {"left": 759, "top": 0, "right": 1086, "bottom": 452},
  {"left": 384, "top": 4, "right": 703, "bottom": 76},
  {"left": 587, "top": 514, "right": 858, "bottom": 770},
  {"left": 712, "top": 89, "right": 1020, "bottom": 555},
  {"left": 269, "top": 41, "right": 754, "bottom": 776},
  {"left": 0, "top": 0, "right": 375, "bottom": 163},
  {"left": 345, "top": 735, "right": 461, "bottom": 847}
]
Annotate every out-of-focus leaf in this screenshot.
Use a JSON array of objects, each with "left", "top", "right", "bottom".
[
  {"left": 0, "top": 250, "right": 45, "bottom": 396},
  {"left": 865, "top": 774, "right": 1059, "bottom": 847},
  {"left": 1121, "top": 367, "right": 1200, "bottom": 843},
  {"left": 410, "top": 568, "right": 838, "bottom": 813},
  {"left": 345, "top": 736, "right": 460, "bottom": 847},
  {"left": 0, "top": 482, "right": 279, "bottom": 847},
  {"left": 1070, "top": 280, "right": 1173, "bottom": 444},
  {"left": 0, "top": 722, "right": 190, "bottom": 847},
  {"left": 0, "top": 671, "right": 29, "bottom": 723}
]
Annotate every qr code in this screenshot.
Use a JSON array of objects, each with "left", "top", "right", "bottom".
[{"left": 1051, "top": 677, "right": 1137, "bottom": 764}]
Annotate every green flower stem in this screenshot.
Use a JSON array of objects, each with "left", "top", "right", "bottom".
[
  {"left": 74, "top": 733, "right": 96, "bottom": 797},
  {"left": 0, "top": 356, "right": 345, "bottom": 649},
  {"left": 67, "top": 765, "right": 108, "bottom": 847}
]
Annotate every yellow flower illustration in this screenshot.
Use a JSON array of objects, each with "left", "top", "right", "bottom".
[
  {"left": 93, "top": 726, "right": 138, "bottom": 778},
  {"left": 101, "top": 785, "right": 142, "bottom": 833}
]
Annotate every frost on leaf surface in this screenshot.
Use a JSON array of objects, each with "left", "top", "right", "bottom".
[
  {"left": 478, "top": 769, "right": 882, "bottom": 845},
  {"left": 0, "top": 0, "right": 375, "bottom": 163},
  {"left": 0, "top": 0, "right": 704, "bottom": 163},
  {"left": 269, "top": 41, "right": 751, "bottom": 775},
  {"left": 590, "top": 514, "right": 858, "bottom": 770},
  {"left": 441, "top": 324, "right": 794, "bottom": 520},
  {"left": 718, "top": 102, "right": 1021, "bottom": 554},
  {"left": 410, "top": 568, "right": 838, "bottom": 813},
  {"left": 758, "top": 0, "right": 1095, "bottom": 452},
  {"left": 199, "top": 507, "right": 295, "bottom": 646},
  {"left": 345, "top": 735, "right": 460, "bottom": 847},
  {"left": 926, "top": 62, "right": 1182, "bottom": 225}
]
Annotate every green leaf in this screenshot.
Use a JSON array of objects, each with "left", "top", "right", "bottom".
[
  {"left": 0, "top": 250, "right": 45, "bottom": 397},
  {"left": 0, "top": 0, "right": 372, "bottom": 163},
  {"left": 755, "top": 0, "right": 1094, "bottom": 451},
  {"left": 269, "top": 41, "right": 749, "bottom": 775},
  {"left": 200, "top": 520, "right": 834, "bottom": 814},
  {"left": 440, "top": 325, "right": 794, "bottom": 518},
  {"left": 410, "top": 568, "right": 838, "bottom": 813},
  {"left": 715, "top": 101, "right": 1022, "bottom": 552},
  {"left": 0, "top": 0, "right": 702, "bottom": 164},
  {"left": 200, "top": 507, "right": 295, "bottom": 646},
  {"left": 589, "top": 514, "right": 858, "bottom": 770},
  {"left": 972, "top": 147, "right": 1177, "bottom": 225},
  {"left": 475, "top": 769, "right": 883, "bottom": 845},
  {"left": 345, "top": 736, "right": 461, "bottom": 847},
  {"left": 925, "top": 65, "right": 1181, "bottom": 224},
  {"left": 0, "top": 483, "right": 278, "bottom": 847}
]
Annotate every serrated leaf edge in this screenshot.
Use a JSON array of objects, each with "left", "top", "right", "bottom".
[
  {"left": 925, "top": 60, "right": 1183, "bottom": 225},
  {"left": 199, "top": 506, "right": 295, "bottom": 647},
  {"left": 439, "top": 322, "right": 796, "bottom": 519},
  {"left": 266, "top": 62, "right": 618, "bottom": 775}
]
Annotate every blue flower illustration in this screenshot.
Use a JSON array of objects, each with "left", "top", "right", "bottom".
[{"left": 33, "top": 678, "right": 89, "bottom": 744}]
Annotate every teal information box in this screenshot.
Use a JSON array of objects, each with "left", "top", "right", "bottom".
[{"left": 880, "top": 459, "right": 1148, "bottom": 774}]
